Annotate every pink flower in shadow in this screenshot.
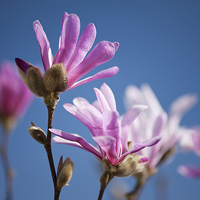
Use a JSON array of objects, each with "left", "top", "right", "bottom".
[{"left": 0, "top": 61, "right": 33, "bottom": 129}]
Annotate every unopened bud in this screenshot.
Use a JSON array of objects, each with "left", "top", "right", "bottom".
[
  {"left": 57, "top": 156, "right": 74, "bottom": 191},
  {"left": 43, "top": 63, "right": 68, "bottom": 93},
  {"left": 26, "top": 67, "right": 47, "bottom": 97},
  {"left": 28, "top": 123, "right": 47, "bottom": 145},
  {"left": 15, "top": 58, "right": 30, "bottom": 84}
]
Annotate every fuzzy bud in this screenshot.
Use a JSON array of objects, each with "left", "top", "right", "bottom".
[
  {"left": 102, "top": 154, "right": 147, "bottom": 178},
  {"left": 43, "top": 63, "right": 68, "bottom": 93},
  {"left": 102, "top": 158, "right": 116, "bottom": 173},
  {"left": 57, "top": 156, "right": 74, "bottom": 191},
  {"left": 28, "top": 122, "right": 47, "bottom": 145},
  {"left": 26, "top": 66, "right": 47, "bottom": 97},
  {"left": 114, "top": 154, "right": 142, "bottom": 177}
]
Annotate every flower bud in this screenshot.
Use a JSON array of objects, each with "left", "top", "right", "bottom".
[
  {"left": 43, "top": 63, "right": 68, "bottom": 93},
  {"left": 28, "top": 122, "right": 47, "bottom": 145},
  {"left": 26, "top": 67, "right": 47, "bottom": 97},
  {"left": 15, "top": 58, "right": 30, "bottom": 84},
  {"left": 57, "top": 156, "right": 74, "bottom": 191}
]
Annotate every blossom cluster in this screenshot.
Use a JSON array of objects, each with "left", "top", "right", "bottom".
[{"left": 0, "top": 10, "right": 199, "bottom": 200}]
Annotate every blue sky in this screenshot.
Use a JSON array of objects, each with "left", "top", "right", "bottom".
[{"left": 0, "top": 0, "right": 200, "bottom": 199}]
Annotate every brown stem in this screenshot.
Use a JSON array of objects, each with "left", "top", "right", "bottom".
[
  {"left": 98, "top": 171, "right": 114, "bottom": 200},
  {"left": 0, "top": 128, "right": 14, "bottom": 200},
  {"left": 126, "top": 165, "right": 153, "bottom": 200},
  {"left": 44, "top": 105, "right": 60, "bottom": 200},
  {"left": 126, "top": 178, "right": 145, "bottom": 200},
  {"left": 98, "top": 186, "right": 106, "bottom": 200}
]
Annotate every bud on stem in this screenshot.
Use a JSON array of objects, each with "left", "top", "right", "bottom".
[
  {"left": 28, "top": 122, "right": 47, "bottom": 145},
  {"left": 57, "top": 156, "right": 74, "bottom": 191},
  {"left": 16, "top": 59, "right": 68, "bottom": 108}
]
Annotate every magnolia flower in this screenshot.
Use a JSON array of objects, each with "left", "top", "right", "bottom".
[
  {"left": 0, "top": 61, "right": 33, "bottom": 130},
  {"left": 50, "top": 83, "right": 161, "bottom": 171},
  {"left": 178, "top": 127, "right": 200, "bottom": 178},
  {"left": 124, "top": 84, "right": 198, "bottom": 169},
  {"left": 15, "top": 12, "right": 119, "bottom": 106}
]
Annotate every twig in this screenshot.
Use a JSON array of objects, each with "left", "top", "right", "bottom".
[
  {"left": 125, "top": 178, "right": 145, "bottom": 200},
  {"left": 125, "top": 166, "right": 151, "bottom": 200},
  {"left": 0, "top": 128, "right": 14, "bottom": 200},
  {"left": 44, "top": 105, "right": 60, "bottom": 200},
  {"left": 98, "top": 171, "right": 114, "bottom": 200}
]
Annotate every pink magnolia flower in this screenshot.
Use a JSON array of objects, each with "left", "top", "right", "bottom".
[
  {"left": 50, "top": 83, "right": 161, "bottom": 166},
  {"left": 0, "top": 61, "right": 33, "bottom": 129},
  {"left": 124, "top": 84, "right": 198, "bottom": 169},
  {"left": 15, "top": 12, "right": 119, "bottom": 93}
]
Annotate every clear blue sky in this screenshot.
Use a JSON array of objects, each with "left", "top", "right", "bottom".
[{"left": 0, "top": 0, "right": 200, "bottom": 199}]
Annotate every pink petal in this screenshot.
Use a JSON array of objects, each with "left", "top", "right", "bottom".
[
  {"left": 121, "top": 105, "right": 148, "bottom": 153},
  {"left": 15, "top": 58, "right": 30, "bottom": 73},
  {"left": 169, "top": 94, "right": 198, "bottom": 132},
  {"left": 121, "top": 105, "right": 148, "bottom": 127},
  {"left": 102, "top": 111, "right": 120, "bottom": 156},
  {"left": 50, "top": 128, "right": 103, "bottom": 159},
  {"left": 66, "top": 23, "right": 96, "bottom": 73},
  {"left": 100, "top": 83, "right": 117, "bottom": 111},
  {"left": 147, "top": 112, "right": 167, "bottom": 168},
  {"left": 124, "top": 85, "right": 146, "bottom": 109},
  {"left": 170, "top": 94, "right": 198, "bottom": 118},
  {"left": 153, "top": 112, "right": 167, "bottom": 137},
  {"left": 141, "top": 84, "right": 163, "bottom": 114},
  {"left": 139, "top": 157, "right": 148, "bottom": 163},
  {"left": 53, "top": 14, "right": 80, "bottom": 67},
  {"left": 61, "top": 12, "right": 69, "bottom": 34},
  {"left": 63, "top": 102, "right": 102, "bottom": 137},
  {"left": 67, "top": 41, "right": 118, "bottom": 88},
  {"left": 93, "top": 135, "right": 118, "bottom": 165},
  {"left": 68, "top": 67, "right": 119, "bottom": 90},
  {"left": 113, "top": 42, "right": 120, "bottom": 52},
  {"left": 33, "top": 20, "right": 53, "bottom": 71},
  {"left": 94, "top": 87, "right": 111, "bottom": 113},
  {"left": 81, "top": 101, "right": 103, "bottom": 129},
  {"left": 118, "top": 135, "right": 162, "bottom": 164},
  {"left": 178, "top": 165, "right": 200, "bottom": 178},
  {"left": 52, "top": 136, "right": 84, "bottom": 149},
  {"left": 191, "top": 128, "right": 200, "bottom": 153}
]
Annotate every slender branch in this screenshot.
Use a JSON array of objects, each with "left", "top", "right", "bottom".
[
  {"left": 98, "top": 171, "right": 114, "bottom": 200},
  {"left": 126, "top": 178, "right": 145, "bottom": 200},
  {"left": 126, "top": 165, "right": 153, "bottom": 200},
  {"left": 0, "top": 128, "right": 14, "bottom": 200},
  {"left": 44, "top": 105, "right": 60, "bottom": 200},
  {"left": 98, "top": 186, "right": 106, "bottom": 200}
]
